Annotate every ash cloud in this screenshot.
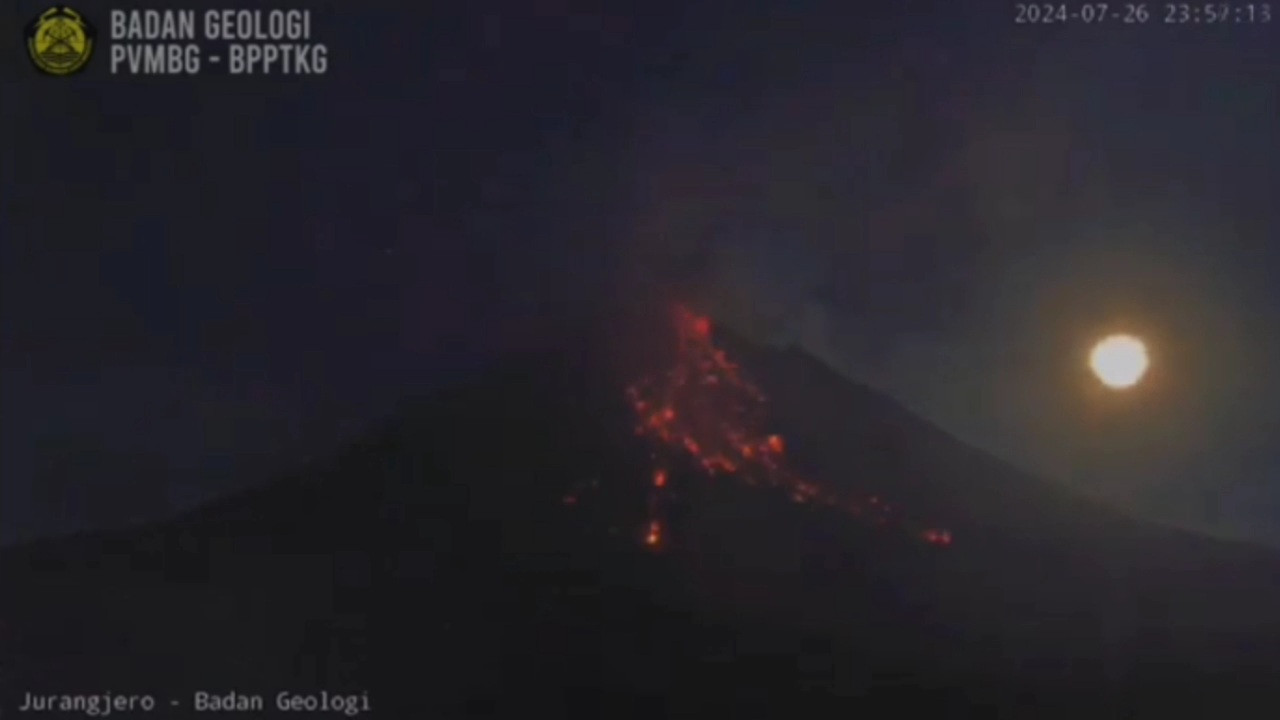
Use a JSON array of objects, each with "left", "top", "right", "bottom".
[{"left": 609, "top": 26, "right": 1280, "bottom": 545}]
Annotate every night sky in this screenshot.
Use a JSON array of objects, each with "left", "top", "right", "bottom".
[{"left": 2, "top": 1, "right": 1277, "bottom": 547}]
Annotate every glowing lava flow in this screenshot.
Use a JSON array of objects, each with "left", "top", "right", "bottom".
[{"left": 622, "top": 305, "right": 951, "bottom": 550}]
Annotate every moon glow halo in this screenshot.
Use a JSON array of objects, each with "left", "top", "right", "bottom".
[{"left": 1089, "top": 334, "right": 1149, "bottom": 389}]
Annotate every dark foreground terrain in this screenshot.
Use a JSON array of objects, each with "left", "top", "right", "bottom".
[{"left": 4, "top": 307, "right": 1280, "bottom": 718}]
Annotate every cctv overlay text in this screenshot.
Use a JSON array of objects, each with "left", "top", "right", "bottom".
[{"left": 108, "top": 9, "right": 328, "bottom": 75}]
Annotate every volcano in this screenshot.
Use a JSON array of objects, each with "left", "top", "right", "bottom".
[{"left": 3, "top": 303, "right": 1280, "bottom": 717}]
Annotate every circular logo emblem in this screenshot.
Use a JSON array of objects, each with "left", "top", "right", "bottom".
[{"left": 25, "top": 6, "right": 96, "bottom": 76}]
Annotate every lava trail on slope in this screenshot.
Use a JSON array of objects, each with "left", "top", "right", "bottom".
[{"left": 588, "top": 304, "right": 952, "bottom": 550}]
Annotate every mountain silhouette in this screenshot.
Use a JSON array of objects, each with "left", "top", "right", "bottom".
[{"left": 3, "top": 301, "right": 1279, "bottom": 718}]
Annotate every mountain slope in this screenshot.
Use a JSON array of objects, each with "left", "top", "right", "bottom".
[{"left": 3, "top": 304, "right": 1279, "bottom": 717}]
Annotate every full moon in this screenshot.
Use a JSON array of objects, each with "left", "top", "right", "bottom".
[{"left": 1089, "top": 334, "right": 1149, "bottom": 389}]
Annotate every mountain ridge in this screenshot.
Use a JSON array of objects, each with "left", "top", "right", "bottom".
[{"left": 3, "top": 305, "right": 1279, "bottom": 715}]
